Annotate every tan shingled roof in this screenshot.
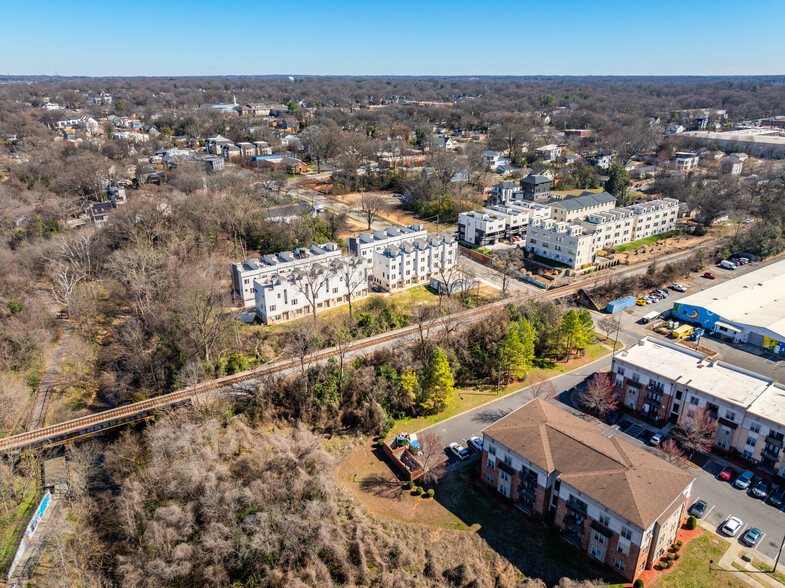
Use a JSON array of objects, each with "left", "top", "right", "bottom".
[{"left": 482, "top": 399, "right": 695, "bottom": 529}]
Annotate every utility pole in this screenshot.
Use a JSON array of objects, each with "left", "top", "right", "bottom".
[
  {"left": 611, "top": 312, "right": 622, "bottom": 360},
  {"left": 775, "top": 534, "right": 785, "bottom": 573}
]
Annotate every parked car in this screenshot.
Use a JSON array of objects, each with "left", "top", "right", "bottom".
[
  {"left": 721, "top": 516, "right": 743, "bottom": 537},
  {"left": 751, "top": 480, "right": 769, "bottom": 499},
  {"left": 719, "top": 466, "right": 735, "bottom": 481},
  {"left": 636, "top": 298, "right": 648, "bottom": 306},
  {"left": 448, "top": 442, "right": 470, "bottom": 460},
  {"left": 657, "top": 289, "right": 670, "bottom": 297},
  {"left": 767, "top": 486, "right": 785, "bottom": 507},
  {"left": 741, "top": 527, "right": 763, "bottom": 547},
  {"left": 703, "top": 272, "right": 717, "bottom": 279},
  {"left": 735, "top": 470, "right": 755, "bottom": 490},
  {"left": 467, "top": 436, "right": 483, "bottom": 452},
  {"left": 670, "top": 284, "right": 688, "bottom": 292},
  {"left": 689, "top": 499, "right": 708, "bottom": 518},
  {"left": 650, "top": 433, "right": 664, "bottom": 446}
]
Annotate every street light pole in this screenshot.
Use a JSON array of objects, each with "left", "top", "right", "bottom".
[
  {"left": 611, "top": 312, "right": 622, "bottom": 360},
  {"left": 775, "top": 534, "right": 785, "bottom": 573}
]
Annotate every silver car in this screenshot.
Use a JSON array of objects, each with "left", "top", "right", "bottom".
[{"left": 721, "top": 516, "right": 743, "bottom": 537}]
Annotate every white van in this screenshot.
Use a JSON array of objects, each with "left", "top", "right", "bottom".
[
  {"left": 641, "top": 311, "right": 660, "bottom": 324},
  {"left": 720, "top": 260, "right": 736, "bottom": 270}
]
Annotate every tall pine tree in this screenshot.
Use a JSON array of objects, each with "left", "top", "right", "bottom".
[{"left": 422, "top": 347, "right": 455, "bottom": 412}]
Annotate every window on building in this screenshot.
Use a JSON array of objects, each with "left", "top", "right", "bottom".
[
  {"left": 599, "top": 514, "right": 610, "bottom": 526},
  {"left": 720, "top": 426, "right": 731, "bottom": 436},
  {"left": 500, "top": 470, "right": 510, "bottom": 482},
  {"left": 632, "top": 373, "right": 640, "bottom": 382},
  {"left": 269, "top": 305, "right": 276, "bottom": 311},
  {"left": 717, "top": 438, "right": 728, "bottom": 449},
  {"left": 486, "top": 473, "right": 494, "bottom": 484},
  {"left": 487, "top": 458, "right": 495, "bottom": 470},
  {"left": 690, "top": 396, "right": 700, "bottom": 406},
  {"left": 617, "top": 542, "right": 630, "bottom": 556},
  {"left": 593, "top": 531, "right": 605, "bottom": 544},
  {"left": 590, "top": 546, "right": 603, "bottom": 560},
  {"left": 621, "top": 527, "right": 632, "bottom": 540},
  {"left": 746, "top": 436, "right": 757, "bottom": 447},
  {"left": 504, "top": 455, "right": 512, "bottom": 466},
  {"left": 488, "top": 445, "right": 496, "bottom": 456},
  {"left": 617, "top": 367, "right": 625, "bottom": 376},
  {"left": 750, "top": 422, "right": 761, "bottom": 434},
  {"left": 725, "top": 410, "right": 735, "bottom": 422},
  {"left": 742, "top": 449, "right": 754, "bottom": 460},
  {"left": 615, "top": 560, "right": 626, "bottom": 572}
]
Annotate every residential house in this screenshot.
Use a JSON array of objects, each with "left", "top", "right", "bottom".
[
  {"left": 83, "top": 201, "right": 114, "bottom": 228},
  {"left": 673, "top": 152, "right": 699, "bottom": 171},
  {"left": 482, "top": 150, "right": 504, "bottom": 168},
  {"left": 563, "top": 129, "right": 592, "bottom": 138},
  {"left": 221, "top": 143, "right": 242, "bottom": 160},
  {"left": 236, "top": 142, "right": 257, "bottom": 157},
  {"left": 431, "top": 135, "right": 456, "bottom": 150},
  {"left": 481, "top": 398, "right": 695, "bottom": 583},
  {"left": 547, "top": 191, "right": 617, "bottom": 222},
  {"left": 231, "top": 243, "right": 342, "bottom": 307},
  {"left": 253, "top": 141, "right": 272, "bottom": 155},
  {"left": 720, "top": 154, "right": 745, "bottom": 175},
  {"left": 535, "top": 144, "right": 563, "bottom": 162},
  {"left": 520, "top": 174, "right": 553, "bottom": 201},
  {"left": 205, "top": 135, "right": 233, "bottom": 155},
  {"left": 347, "top": 224, "right": 428, "bottom": 267},
  {"left": 253, "top": 256, "right": 368, "bottom": 325},
  {"left": 107, "top": 186, "right": 127, "bottom": 206},
  {"left": 458, "top": 202, "right": 550, "bottom": 246},
  {"left": 488, "top": 181, "right": 522, "bottom": 205},
  {"left": 626, "top": 199, "right": 679, "bottom": 239},
  {"left": 587, "top": 154, "right": 614, "bottom": 170},
  {"left": 371, "top": 235, "right": 457, "bottom": 291}
]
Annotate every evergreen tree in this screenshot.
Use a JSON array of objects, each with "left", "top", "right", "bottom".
[
  {"left": 501, "top": 319, "right": 536, "bottom": 380},
  {"left": 422, "top": 348, "right": 455, "bottom": 412},
  {"left": 560, "top": 310, "right": 588, "bottom": 356},
  {"left": 606, "top": 163, "right": 631, "bottom": 206},
  {"left": 578, "top": 309, "right": 596, "bottom": 347},
  {"left": 400, "top": 367, "right": 420, "bottom": 406}
]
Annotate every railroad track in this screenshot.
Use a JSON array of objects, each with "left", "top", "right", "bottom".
[
  {"left": 0, "top": 300, "right": 510, "bottom": 453},
  {"left": 0, "top": 246, "right": 704, "bottom": 453}
]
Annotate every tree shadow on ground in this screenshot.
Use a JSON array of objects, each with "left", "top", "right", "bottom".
[
  {"left": 470, "top": 407, "right": 513, "bottom": 425},
  {"left": 359, "top": 473, "right": 406, "bottom": 499}
]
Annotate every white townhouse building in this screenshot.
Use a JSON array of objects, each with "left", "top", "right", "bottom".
[
  {"left": 231, "top": 243, "right": 342, "bottom": 306},
  {"left": 458, "top": 202, "right": 551, "bottom": 246},
  {"left": 371, "top": 235, "right": 457, "bottom": 291},
  {"left": 253, "top": 256, "right": 368, "bottom": 324},
  {"left": 525, "top": 219, "right": 596, "bottom": 268},
  {"left": 627, "top": 198, "right": 679, "bottom": 239},
  {"left": 673, "top": 152, "right": 699, "bottom": 171},
  {"left": 347, "top": 224, "right": 428, "bottom": 267}
]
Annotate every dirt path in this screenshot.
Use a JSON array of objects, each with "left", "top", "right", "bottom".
[{"left": 27, "top": 320, "right": 72, "bottom": 431}]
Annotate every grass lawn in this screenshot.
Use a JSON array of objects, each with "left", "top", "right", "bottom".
[
  {"left": 436, "top": 465, "right": 623, "bottom": 586},
  {"left": 610, "top": 230, "right": 680, "bottom": 254},
  {"left": 752, "top": 559, "right": 785, "bottom": 583},
  {"left": 389, "top": 342, "right": 610, "bottom": 437},
  {"left": 651, "top": 534, "right": 745, "bottom": 588},
  {"left": 0, "top": 484, "right": 41, "bottom": 574}
]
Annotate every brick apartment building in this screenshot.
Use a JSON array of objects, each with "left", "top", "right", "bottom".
[{"left": 481, "top": 399, "right": 695, "bottom": 582}]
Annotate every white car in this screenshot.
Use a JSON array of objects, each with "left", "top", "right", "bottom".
[
  {"left": 467, "top": 436, "right": 483, "bottom": 452},
  {"left": 449, "top": 442, "right": 470, "bottom": 460},
  {"left": 721, "top": 516, "right": 743, "bottom": 537},
  {"left": 650, "top": 433, "right": 664, "bottom": 446}
]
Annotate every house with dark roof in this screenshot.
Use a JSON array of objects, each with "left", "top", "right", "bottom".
[
  {"left": 547, "top": 191, "right": 616, "bottom": 222},
  {"left": 481, "top": 399, "right": 694, "bottom": 582}
]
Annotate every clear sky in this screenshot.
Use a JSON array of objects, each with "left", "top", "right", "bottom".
[{"left": 1, "top": 0, "right": 783, "bottom": 77}]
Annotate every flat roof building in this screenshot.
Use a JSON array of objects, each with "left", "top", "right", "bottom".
[{"left": 671, "top": 258, "right": 785, "bottom": 355}]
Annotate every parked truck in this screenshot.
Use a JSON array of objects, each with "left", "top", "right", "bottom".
[
  {"left": 606, "top": 296, "right": 637, "bottom": 314},
  {"left": 641, "top": 311, "right": 661, "bottom": 324},
  {"left": 672, "top": 324, "right": 694, "bottom": 340}
]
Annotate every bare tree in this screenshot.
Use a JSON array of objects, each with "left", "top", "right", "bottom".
[
  {"left": 578, "top": 372, "right": 619, "bottom": 418},
  {"left": 177, "top": 277, "right": 233, "bottom": 364},
  {"left": 417, "top": 431, "right": 446, "bottom": 485},
  {"left": 301, "top": 120, "right": 344, "bottom": 173},
  {"left": 524, "top": 372, "right": 559, "bottom": 401},
  {"left": 659, "top": 438, "right": 686, "bottom": 466},
  {"left": 411, "top": 303, "right": 439, "bottom": 360},
  {"left": 597, "top": 315, "right": 621, "bottom": 342},
  {"left": 359, "top": 192, "right": 387, "bottom": 230},
  {"left": 674, "top": 406, "right": 716, "bottom": 458},
  {"left": 335, "top": 257, "right": 366, "bottom": 317},
  {"left": 0, "top": 373, "right": 29, "bottom": 435},
  {"left": 48, "top": 260, "right": 86, "bottom": 310},
  {"left": 290, "top": 264, "right": 331, "bottom": 323}
]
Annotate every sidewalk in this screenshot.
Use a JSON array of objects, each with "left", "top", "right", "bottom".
[{"left": 705, "top": 520, "right": 785, "bottom": 588}]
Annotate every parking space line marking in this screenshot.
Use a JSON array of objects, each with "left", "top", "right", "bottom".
[{"left": 704, "top": 505, "right": 714, "bottom": 518}]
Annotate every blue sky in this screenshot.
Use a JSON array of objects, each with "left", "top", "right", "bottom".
[{"left": 1, "top": 0, "right": 783, "bottom": 76}]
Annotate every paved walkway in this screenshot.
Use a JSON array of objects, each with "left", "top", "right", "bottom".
[
  {"left": 27, "top": 319, "right": 72, "bottom": 431},
  {"left": 703, "top": 520, "right": 785, "bottom": 588}
]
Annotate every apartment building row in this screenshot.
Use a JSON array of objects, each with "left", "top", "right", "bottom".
[
  {"left": 457, "top": 202, "right": 551, "bottom": 246},
  {"left": 525, "top": 198, "right": 678, "bottom": 269},
  {"left": 204, "top": 134, "right": 272, "bottom": 159},
  {"left": 231, "top": 243, "right": 342, "bottom": 307},
  {"left": 254, "top": 257, "right": 369, "bottom": 325},
  {"left": 611, "top": 337, "right": 785, "bottom": 478},
  {"left": 481, "top": 398, "right": 695, "bottom": 583},
  {"left": 232, "top": 224, "right": 459, "bottom": 324}
]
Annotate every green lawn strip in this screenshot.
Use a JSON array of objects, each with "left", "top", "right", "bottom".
[
  {"left": 0, "top": 484, "right": 41, "bottom": 573},
  {"left": 609, "top": 230, "right": 679, "bottom": 254},
  {"left": 752, "top": 559, "right": 785, "bottom": 584},
  {"left": 436, "top": 464, "right": 621, "bottom": 586},
  {"left": 390, "top": 343, "right": 610, "bottom": 437},
  {"left": 652, "top": 534, "right": 745, "bottom": 588}
]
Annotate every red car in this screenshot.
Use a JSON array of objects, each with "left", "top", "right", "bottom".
[
  {"left": 719, "top": 466, "right": 734, "bottom": 481},
  {"left": 703, "top": 271, "right": 717, "bottom": 279}
]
